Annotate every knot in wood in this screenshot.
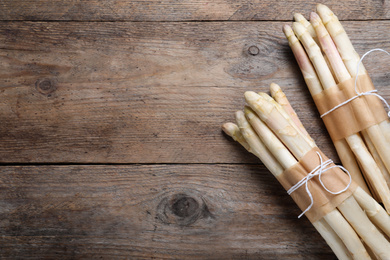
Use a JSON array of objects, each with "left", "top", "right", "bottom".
[
  {"left": 35, "top": 78, "right": 57, "bottom": 95},
  {"left": 156, "top": 191, "right": 213, "bottom": 226},
  {"left": 171, "top": 196, "right": 198, "bottom": 218},
  {"left": 248, "top": 45, "right": 260, "bottom": 56}
]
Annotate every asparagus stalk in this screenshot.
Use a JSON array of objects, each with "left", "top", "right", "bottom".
[
  {"left": 223, "top": 113, "right": 353, "bottom": 260},
  {"left": 322, "top": 210, "right": 370, "bottom": 260},
  {"left": 244, "top": 91, "right": 372, "bottom": 259},
  {"left": 244, "top": 91, "right": 312, "bottom": 159},
  {"left": 293, "top": 13, "right": 318, "bottom": 43},
  {"left": 310, "top": 12, "right": 350, "bottom": 83},
  {"left": 310, "top": 6, "right": 390, "bottom": 212},
  {"left": 361, "top": 130, "right": 390, "bottom": 188},
  {"left": 315, "top": 4, "right": 366, "bottom": 77},
  {"left": 247, "top": 89, "right": 390, "bottom": 258},
  {"left": 283, "top": 24, "right": 371, "bottom": 195},
  {"left": 289, "top": 10, "right": 390, "bottom": 211},
  {"left": 317, "top": 5, "right": 390, "bottom": 177},
  {"left": 258, "top": 91, "right": 315, "bottom": 149},
  {"left": 244, "top": 106, "right": 297, "bottom": 169},
  {"left": 234, "top": 111, "right": 284, "bottom": 176},
  {"left": 292, "top": 22, "right": 336, "bottom": 89},
  {"left": 337, "top": 196, "right": 390, "bottom": 259},
  {"left": 283, "top": 24, "right": 323, "bottom": 96},
  {"left": 222, "top": 123, "right": 251, "bottom": 151},
  {"left": 353, "top": 187, "right": 390, "bottom": 238},
  {"left": 270, "top": 86, "right": 390, "bottom": 238},
  {"left": 311, "top": 220, "right": 353, "bottom": 260},
  {"left": 269, "top": 82, "right": 313, "bottom": 144}
]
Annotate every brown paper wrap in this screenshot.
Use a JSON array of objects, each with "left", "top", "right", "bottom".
[
  {"left": 276, "top": 147, "right": 357, "bottom": 223},
  {"left": 312, "top": 74, "right": 387, "bottom": 141}
]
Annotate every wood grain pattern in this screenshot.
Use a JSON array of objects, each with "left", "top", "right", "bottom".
[
  {"left": 0, "top": 0, "right": 388, "bottom": 21},
  {"left": 2, "top": 3, "right": 390, "bottom": 258},
  {"left": 1, "top": 21, "right": 390, "bottom": 163},
  {"left": 0, "top": 164, "right": 336, "bottom": 259}
]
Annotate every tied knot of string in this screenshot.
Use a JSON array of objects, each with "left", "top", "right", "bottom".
[
  {"left": 320, "top": 48, "right": 390, "bottom": 119},
  {"left": 287, "top": 152, "right": 352, "bottom": 219}
]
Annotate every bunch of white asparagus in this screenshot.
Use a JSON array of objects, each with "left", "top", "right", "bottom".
[
  {"left": 283, "top": 4, "right": 390, "bottom": 213},
  {"left": 222, "top": 85, "right": 390, "bottom": 259}
]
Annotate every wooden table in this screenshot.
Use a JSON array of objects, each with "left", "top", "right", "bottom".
[{"left": 1, "top": 1, "right": 390, "bottom": 259}]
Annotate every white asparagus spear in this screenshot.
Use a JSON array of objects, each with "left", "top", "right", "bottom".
[
  {"left": 310, "top": 8, "right": 390, "bottom": 212},
  {"left": 292, "top": 22, "right": 336, "bottom": 89},
  {"left": 283, "top": 23, "right": 371, "bottom": 196},
  {"left": 293, "top": 13, "right": 318, "bottom": 43},
  {"left": 311, "top": 220, "right": 353, "bottom": 260},
  {"left": 223, "top": 113, "right": 353, "bottom": 260},
  {"left": 245, "top": 106, "right": 296, "bottom": 169},
  {"left": 337, "top": 196, "right": 390, "bottom": 259},
  {"left": 234, "top": 111, "right": 284, "bottom": 177},
  {"left": 270, "top": 82, "right": 313, "bottom": 144},
  {"left": 249, "top": 91, "right": 390, "bottom": 258},
  {"left": 283, "top": 24, "right": 323, "bottom": 96},
  {"left": 292, "top": 12, "right": 390, "bottom": 210},
  {"left": 316, "top": 3, "right": 390, "bottom": 181},
  {"left": 258, "top": 92, "right": 316, "bottom": 149},
  {"left": 245, "top": 91, "right": 312, "bottom": 159},
  {"left": 222, "top": 122, "right": 251, "bottom": 151},
  {"left": 322, "top": 210, "right": 370, "bottom": 260},
  {"left": 316, "top": 4, "right": 366, "bottom": 77},
  {"left": 353, "top": 187, "right": 390, "bottom": 238},
  {"left": 243, "top": 106, "right": 355, "bottom": 260},
  {"left": 310, "top": 12, "right": 350, "bottom": 84},
  {"left": 361, "top": 130, "right": 390, "bottom": 187},
  {"left": 245, "top": 92, "right": 371, "bottom": 259}
]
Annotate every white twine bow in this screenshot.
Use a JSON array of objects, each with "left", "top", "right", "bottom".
[
  {"left": 320, "top": 48, "right": 390, "bottom": 118},
  {"left": 287, "top": 152, "right": 352, "bottom": 218}
]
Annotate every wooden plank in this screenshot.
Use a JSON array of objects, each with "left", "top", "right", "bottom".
[
  {"left": 0, "top": 0, "right": 388, "bottom": 21},
  {"left": 0, "top": 164, "right": 336, "bottom": 259},
  {"left": 1, "top": 21, "right": 390, "bottom": 163}
]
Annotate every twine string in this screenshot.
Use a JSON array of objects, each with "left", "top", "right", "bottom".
[
  {"left": 320, "top": 48, "right": 390, "bottom": 118},
  {"left": 287, "top": 152, "right": 352, "bottom": 218}
]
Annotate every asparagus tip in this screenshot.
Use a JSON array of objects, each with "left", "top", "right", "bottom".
[
  {"left": 309, "top": 12, "right": 321, "bottom": 27},
  {"left": 316, "top": 3, "right": 329, "bottom": 13},
  {"left": 235, "top": 110, "right": 245, "bottom": 120},
  {"left": 316, "top": 3, "right": 334, "bottom": 23},
  {"left": 258, "top": 92, "right": 273, "bottom": 102},
  {"left": 310, "top": 11, "right": 320, "bottom": 21},
  {"left": 292, "top": 21, "right": 306, "bottom": 37},
  {"left": 269, "top": 83, "right": 281, "bottom": 95},
  {"left": 293, "top": 13, "right": 305, "bottom": 22},
  {"left": 244, "top": 91, "right": 260, "bottom": 104},
  {"left": 282, "top": 24, "right": 293, "bottom": 36},
  {"left": 244, "top": 106, "right": 256, "bottom": 120},
  {"left": 221, "top": 122, "right": 237, "bottom": 137}
]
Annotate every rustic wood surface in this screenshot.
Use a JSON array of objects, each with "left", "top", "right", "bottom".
[
  {"left": 0, "top": 0, "right": 389, "bottom": 21},
  {"left": 1, "top": 1, "right": 390, "bottom": 259}
]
